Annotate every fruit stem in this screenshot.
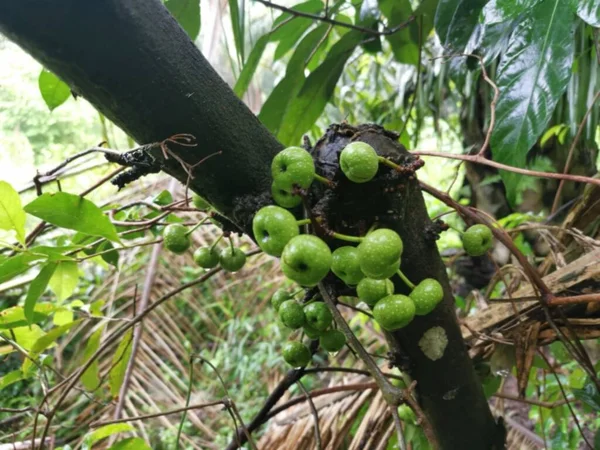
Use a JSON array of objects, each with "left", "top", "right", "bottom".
[
  {"left": 296, "top": 218, "right": 312, "bottom": 226},
  {"left": 314, "top": 173, "right": 334, "bottom": 187},
  {"left": 228, "top": 236, "right": 234, "bottom": 251},
  {"left": 367, "top": 222, "right": 379, "bottom": 234},
  {"left": 378, "top": 156, "right": 402, "bottom": 171},
  {"left": 396, "top": 269, "right": 416, "bottom": 290},
  {"left": 185, "top": 216, "right": 210, "bottom": 236},
  {"left": 209, "top": 234, "right": 223, "bottom": 251},
  {"left": 291, "top": 289, "right": 305, "bottom": 297},
  {"left": 331, "top": 232, "right": 364, "bottom": 243}
]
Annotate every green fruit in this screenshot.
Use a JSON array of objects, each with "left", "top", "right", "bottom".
[
  {"left": 193, "top": 247, "right": 219, "bottom": 268},
  {"left": 410, "top": 278, "right": 444, "bottom": 315},
  {"left": 356, "top": 278, "right": 395, "bottom": 307},
  {"left": 397, "top": 405, "right": 416, "bottom": 423},
  {"left": 373, "top": 295, "right": 415, "bottom": 331},
  {"left": 304, "top": 302, "right": 333, "bottom": 331},
  {"left": 252, "top": 205, "right": 299, "bottom": 257},
  {"left": 163, "top": 224, "right": 191, "bottom": 254},
  {"left": 303, "top": 324, "right": 323, "bottom": 340},
  {"left": 271, "top": 289, "right": 291, "bottom": 311},
  {"left": 192, "top": 193, "right": 211, "bottom": 210},
  {"left": 281, "top": 235, "right": 332, "bottom": 287},
  {"left": 462, "top": 224, "right": 494, "bottom": 256},
  {"left": 358, "top": 229, "right": 403, "bottom": 279},
  {"left": 219, "top": 247, "right": 246, "bottom": 272},
  {"left": 271, "top": 179, "right": 303, "bottom": 208},
  {"left": 331, "top": 246, "right": 364, "bottom": 285},
  {"left": 339, "top": 141, "right": 379, "bottom": 183},
  {"left": 279, "top": 300, "right": 306, "bottom": 329},
  {"left": 319, "top": 329, "right": 346, "bottom": 352},
  {"left": 282, "top": 341, "right": 311, "bottom": 367},
  {"left": 271, "top": 146, "right": 315, "bottom": 191}
]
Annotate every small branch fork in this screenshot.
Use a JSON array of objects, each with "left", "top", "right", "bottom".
[{"left": 256, "top": 0, "right": 415, "bottom": 36}]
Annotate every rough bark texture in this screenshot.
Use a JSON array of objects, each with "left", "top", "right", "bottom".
[
  {"left": 0, "top": 0, "right": 282, "bottom": 230},
  {"left": 1, "top": 2, "right": 504, "bottom": 448},
  {"left": 311, "top": 124, "right": 504, "bottom": 449}
]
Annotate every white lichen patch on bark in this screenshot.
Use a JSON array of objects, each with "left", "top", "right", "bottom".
[{"left": 418, "top": 326, "right": 448, "bottom": 361}]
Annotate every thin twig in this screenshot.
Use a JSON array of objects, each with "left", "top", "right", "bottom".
[
  {"left": 390, "top": 405, "right": 407, "bottom": 450},
  {"left": 297, "top": 380, "right": 322, "bottom": 450}
]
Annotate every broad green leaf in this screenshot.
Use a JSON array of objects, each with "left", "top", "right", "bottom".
[
  {"left": 31, "top": 320, "right": 80, "bottom": 354},
  {"left": 0, "top": 370, "right": 24, "bottom": 390},
  {"left": 277, "top": 31, "right": 362, "bottom": 146},
  {"left": 379, "top": 0, "right": 418, "bottom": 65},
  {"left": 38, "top": 69, "right": 71, "bottom": 111},
  {"left": 233, "top": 34, "right": 270, "bottom": 98},
  {"left": 434, "top": 0, "right": 487, "bottom": 50},
  {"left": 258, "top": 25, "right": 330, "bottom": 135},
  {"left": 81, "top": 324, "right": 105, "bottom": 391},
  {"left": 24, "top": 192, "right": 120, "bottom": 243},
  {"left": 152, "top": 189, "right": 174, "bottom": 206},
  {"left": 0, "top": 252, "right": 45, "bottom": 284},
  {"left": 98, "top": 241, "right": 119, "bottom": 268},
  {"left": 84, "top": 424, "right": 134, "bottom": 447},
  {"left": 0, "top": 181, "right": 26, "bottom": 244},
  {"left": 110, "top": 329, "right": 133, "bottom": 397},
  {"left": 24, "top": 262, "right": 57, "bottom": 323},
  {"left": 48, "top": 261, "right": 79, "bottom": 302},
  {"left": 53, "top": 308, "right": 74, "bottom": 326},
  {"left": 490, "top": 0, "right": 575, "bottom": 204},
  {"left": 273, "top": 18, "right": 314, "bottom": 61},
  {"left": 572, "top": 380, "right": 600, "bottom": 411},
  {"left": 0, "top": 304, "right": 54, "bottom": 330},
  {"left": 229, "top": 0, "right": 245, "bottom": 62},
  {"left": 108, "top": 438, "right": 152, "bottom": 450},
  {"left": 577, "top": 0, "right": 600, "bottom": 26},
  {"left": 165, "top": 0, "right": 200, "bottom": 40},
  {"left": 2, "top": 325, "right": 45, "bottom": 351},
  {"left": 482, "top": 0, "right": 543, "bottom": 24},
  {"left": 594, "top": 428, "right": 600, "bottom": 450}
]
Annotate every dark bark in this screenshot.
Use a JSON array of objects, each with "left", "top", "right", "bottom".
[
  {"left": 0, "top": 0, "right": 281, "bottom": 231},
  {"left": 1, "top": 2, "right": 503, "bottom": 448}
]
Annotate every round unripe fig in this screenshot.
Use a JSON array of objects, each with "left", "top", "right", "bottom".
[
  {"left": 373, "top": 295, "right": 415, "bottom": 331},
  {"left": 410, "top": 278, "right": 444, "bottom": 315},
  {"left": 271, "top": 146, "right": 315, "bottom": 191},
  {"left": 462, "top": 224, "right": 494, "bottom": 256},
  {"left": 271, "top": 289, "right": 291, "bottom": 311},
  {"left": 163, "top": 224, "right": 191, "bottom": 254},
  {"left": 356, "top": 278, "right": 395, "bottom": 307},
  {"left": 304, "top": 302, "right": 333, "bottom": 331},
  {"left": 303, "top": 324, "right": 323, "bottom": 340},
  {"left": 282, "top": 341, "right": 311, "bottom": 367},
  {"left": 193, "top": 247, "right": 220, "bottom": 268},
  {"left": 340, "top": 141, "right": 379, "bottom": 183},
  {"left": 331, "top": 246, "right": 364, "bottom": 285},
  {"left": 281, "top": 235, "right": 332, "bottom": 286},
  {"left": 252, "top": 205, "right": 299, "bottom": 257},
  {"left": 219, "top": 247, "right": 246, "bottom": 272},
  {"left": 278, "top": 300, "right": 306, "bottom": 329},
  {"left": 358, "top": 229, "right": 403, "bottom": 279},
  {"left": 271, "top": 180, "right": 303, "bottom": 209},
  {"left": 191, "top": 193, "right": 211, "bottom": 210},
  {"left": 319, "top": 329, "right": 346, "bottom": 352}
]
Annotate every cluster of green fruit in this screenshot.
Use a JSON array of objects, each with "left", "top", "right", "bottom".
[{"left": 162, "top": 194, "right": 246, "bottom": 272}]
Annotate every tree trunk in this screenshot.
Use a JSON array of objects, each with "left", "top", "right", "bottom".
[{"left": 0, "top": 1, "right": 503, "bottom": 448}]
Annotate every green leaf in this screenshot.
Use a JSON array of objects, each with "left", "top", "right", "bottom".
[
  {"left": 2, "top": 325, "right": 45, "bottom": 351},
  {"left": 53, "top": 308, "right": 74, "bottom": 326},
  {"left": 0, "top": 252, "right": 45, "bottom": 284},
  {"left": 482, "top": 0, "right": 543, "bottom": 24},
  {"left": 24, "top": 192, "right": 120, "bottom": 243},
  {"left": 30, "top": 320, "right": 80, "bottom": 354},
  {"left": 110, "top": 329, "right": 134, "bottom": 397},
  {"left": 229, "top": 0, "right": 245, "bottom": 62},
  {"left": 48, "top": 261, "right": 79, "bottom": 302},
  {"left": 108, "top": 438, "right": 152, "bottom": 450},
  {"left": 152, "top": 190, "right": 174, "bottom": 206},
  {"left": 0, "top": 181, "right": 26, "bottom": 245},
  {"left": 594, "top": 428, "right": 600, "bottom": 450},
  {"left": 572, "top": 380, "right": 600, "bottom": 411},
  {"left": 0, "top": 304, "right": 54, "bottom": 330},
  {"left": 84, "top": 424, "right": 134, "bottom": 447},
  {"left": 38, "top": 69, "right": 71, "bottom": 111},
  {"left": 276, "top": 31, "right": 362, "bottom": 146},
  {"left": 434, "top": 0, "right": 487, "bottom": 50},
  {"left": 258, "top": 25, "right": 330, "bottom": 135},
  {"left": 490, "top": 0, "right": 575, "bottom": 204},
  {"left": 81, "top": 324, "right": 105, "bottom": 391},
  {"left": 98, "top": 241, "right": 119, "bottom": 268},
  {"left": 165, "top": 0, "right": 200, "bottom": 40},
  {"left": 24, "top": 262, "right": 57, "bottom": 323},
  {"left": 379, "top": 0, "right": 418, "bottom": 65},
  {"left": 0, "top": 370, "right": 24, "bottom": 390},
  {"left": 577, "top": 0, "right": 600, "bottom": 26},
  {"left": 233, "top": 33, "right": 270, "bottom": 98}
]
